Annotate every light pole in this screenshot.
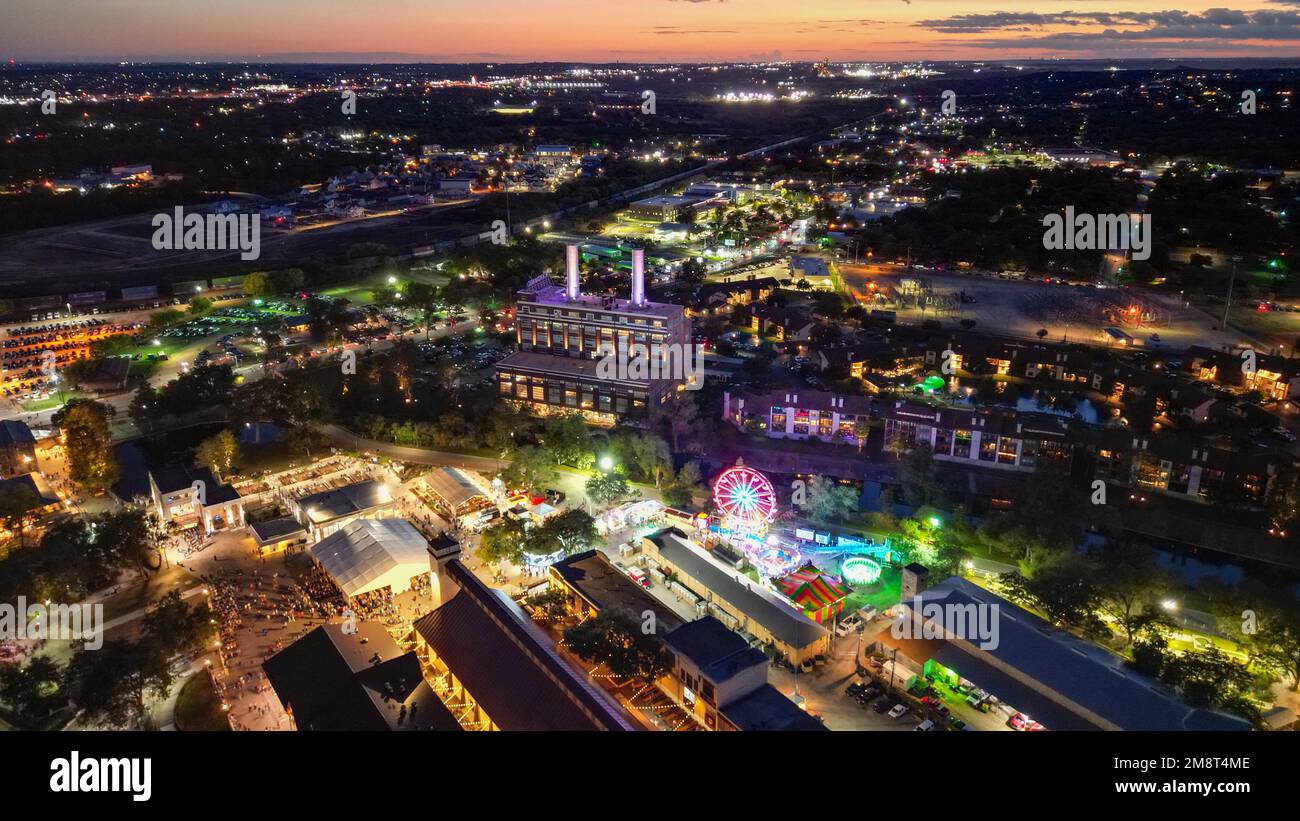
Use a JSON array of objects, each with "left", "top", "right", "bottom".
[{"left": 1222, "top": 256, "right": 1242, "bottom": 328}]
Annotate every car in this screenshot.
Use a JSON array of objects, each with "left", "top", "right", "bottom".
[
  {"left": 888, "top": 704, "right": 910, "bottom": 720},
  {"left": 915, "top": 720, "right": 936, "bottom": 732},
  {"left": 1008, "top": 712, "right": 1044, "bottom": 732},
  {"left": 872, "top": 697, "right": 896, "bottom": 714},
  {"left": 1271, "top": 426, "right": 1296, "bottom": 442}
]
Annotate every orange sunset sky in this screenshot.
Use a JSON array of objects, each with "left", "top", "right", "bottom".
[{"left": 3, "top": 0, "right": 1299, "bottom": 62}]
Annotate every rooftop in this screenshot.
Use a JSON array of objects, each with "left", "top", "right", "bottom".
[
  {"left": 297, "top": 479, "right": 393, "bottom": 524},
  {"left": 0, "top": 420, "right": 36, "bottom": 448},
  {"left": 898, "top": 576, "right": 1251, "bottom": 731},
  {"left": 262, "top": 623, "right": 460, "bottom": 732},
  {"left": 663, "top": 616, "right": 768, "bottom": 687},
  {"left": 413, "top": 561, "right": 634, "bottom": 731},
  {"left": 720, "top": 683, "right": 827, "bottom": 731},
  {"left": 550, "top": 550, "right": 685, "bottom": 634},
  {"left": 645, "top": 529, "right": 829, "bottom": 651},
  {"left": 309, "top": 519, "right": 430, "bottom": 598}
]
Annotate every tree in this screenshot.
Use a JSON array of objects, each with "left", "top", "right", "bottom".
[
  {"left": 1000, "top": 554, "right": 1107, "bottom": 636},
  {"left": 283, "top": 425, "right": 332, "bottom": 461},
  {"left": 404, "top": 281, "right": 439, "bottom": 340},
  {"left": 91, "top": 509, "right": 157, "bottom": 573},
  {"left": 69, "top": 638, "right": 173, "bottom": 728},
  {"left": 502, "top": 445, "right": 557, "bottom": 492},
  {"left": 562, "top": 607, "right": 672, "bottom": 682},
  {"left": 530, "top": 509, "right": 599, "bottom": 556},
  {"left": 898, "top": 443, "right": 942, "bottom": 507},
  {"left": 0, "top": 656, "right": 66, "bottom": 723},
  {"left": 195, "top": 430, "right": 240, "bottom": 478},
  {"left": 143, "top": 590, "right": 216, "bottom": 658},
  {"left": 1258, "top": 617, "right": 1300, "bottom": 691},
  {"left": 586, "top": 472, "right": 630, "bottom": 509},
  {"left": 541, "top": 413, "right": 592, "bottom": 468},
  {"left": 663, "top": 460, "right": 704, "bottom": 507},
  {"left": 55, "top": 399, "right": 117, "bottom": 487},
  {"left": 477, "top": 517, "right": 526, "bottom": 567},
  {"left": 128, "top": 383, "right": 161, "bottom": 434},
  {"left": 241, "top": 271, "right": 269, "bottom": 296},
  {"left": 803, "top": 475, "right": 859, "bottom": 523},
  {"left": 629, "top": 432, "right": 673, "bottom": 489},
  {"left": 1093, "top": 546, "right": 1168, "bottom": 647},
  {"left": 188, "top": 296, "right": 213, "bottom": 316},
  {"left": 526, "top": 588, "right": 569, "bottom": 621}
]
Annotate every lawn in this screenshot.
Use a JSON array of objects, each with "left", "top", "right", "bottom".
[
  {"left": 174, "top": 670, "right": 230, "bottom": 731},
  {"left": 842, "top": 565, "right": 902, "bottom": 613},
  {"left": 21, "top": 390, "right": 85, "bottom": 414}
]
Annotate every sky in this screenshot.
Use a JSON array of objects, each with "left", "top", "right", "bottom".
[{"left": 3, "top": 0, "right": 1300, "bottom": 62}]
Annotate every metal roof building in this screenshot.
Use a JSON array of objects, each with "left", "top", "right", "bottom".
[{"left": 309, "top": 519, "right": 430, "bottom": 598}]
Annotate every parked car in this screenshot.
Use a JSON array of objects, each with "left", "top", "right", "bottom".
[
  {"left": 872, "top": 697, "right": 896, "bottom": 714},
  {"left": 915, "top": 720, "right": 936, "bottom": 732},
  {"left": 888, "top": 704, "right": 910, "bottom": 720}
]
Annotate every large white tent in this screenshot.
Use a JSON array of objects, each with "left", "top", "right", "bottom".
[{"left": 309, "top": 519, "right": 431, "bottom": 598}]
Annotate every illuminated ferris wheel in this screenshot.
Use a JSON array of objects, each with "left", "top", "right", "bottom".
[{"left": 712, "top": 465, "right": 778, "bottom": 530}]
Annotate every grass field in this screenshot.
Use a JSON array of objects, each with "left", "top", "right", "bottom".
[{"left": 175, "top": 670, "right": 230, "bottom": 731}]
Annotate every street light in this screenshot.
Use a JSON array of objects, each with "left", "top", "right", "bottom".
[{"left": 597, "top": 455, "right": 614, "bottom": 473}]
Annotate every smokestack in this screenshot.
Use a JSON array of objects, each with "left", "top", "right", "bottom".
[
  {"left": 565, "top": 245, "right": 580, "bottom": 299},
  {"left": 631, "top": 248, "right": 646, "bottom": 307}
]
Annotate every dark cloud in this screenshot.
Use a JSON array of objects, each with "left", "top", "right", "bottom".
[{"left": 918, "top": 8, "right": 1300, "bottom": 42}]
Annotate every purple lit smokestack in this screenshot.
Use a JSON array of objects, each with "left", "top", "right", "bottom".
[
  {"left": 631, "top": 248, "right": 645, "bottom": 307},
  {"left": 565, "top": 244, "right": 580, "bottom": 299}
]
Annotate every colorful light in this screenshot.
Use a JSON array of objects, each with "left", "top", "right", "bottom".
[
  {"left": 712, "top": 466, "right": 777, "bottom": 528},
  {"left": 841, "top": 556, "right": 882, "bottom": 586}
]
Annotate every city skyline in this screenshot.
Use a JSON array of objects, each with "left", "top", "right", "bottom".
[{"left": 4, "top": 0, "right": 1300, "bottom": 62}]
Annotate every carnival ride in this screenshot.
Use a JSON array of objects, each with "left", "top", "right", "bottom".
[{"left": 709, "top": 464, "right": 894, "bottom": 582}]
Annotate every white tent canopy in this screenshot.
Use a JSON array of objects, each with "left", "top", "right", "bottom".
[{"left": 310, "top": 519, "right": 431, "bottom": 598}]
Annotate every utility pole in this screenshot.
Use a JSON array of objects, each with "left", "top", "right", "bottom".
[{"left": 1222, "top": 256, "right": 1242, "bottom": 328}]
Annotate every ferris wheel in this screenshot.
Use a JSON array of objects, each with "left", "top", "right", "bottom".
[{"left": 712, "top": 465, "right": 778, "bottom": 529}]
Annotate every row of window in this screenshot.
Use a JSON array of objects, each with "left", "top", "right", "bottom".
[{"left": 498, "top": 373, "right": 646, "bottom": 414}]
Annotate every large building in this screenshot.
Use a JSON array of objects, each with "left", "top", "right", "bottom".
[
  {"left": 547, "top": 550, "right": 823, "bottom": 731},
  {"left": 662, "top": 617, "right": 825, "bottom": 731},
  {"left": 412, "top": 536, "right": 635, "bottom": 731},
  {"left": 147, "top": 465, "right": 244, "bottom": 534},
  {"left": 882, "top": 400, "right": 1075, "bottom": 472},
  {"left": 309, "top": 519, "right": 432, "bottom": 600},
  {"left": 263, "top": 622, "right": 460, "bottom": 732},
  {"left": 287, "top": 478, "right": 397, "bottom": 541},
  {"left": 723, "top": 389, "right": 873, "bottom": 445},
  {"left": 0, "top": 420, "right": 37, "bottom": 477},
  {"left": 641, "top": 528, "right": 830, "bottom": 665},
  {"left": 495, "top": 245, "right": 690, "bottom": 425},
  {"left": 880, "top": 576, "right": 1250, "bottom": 731}
]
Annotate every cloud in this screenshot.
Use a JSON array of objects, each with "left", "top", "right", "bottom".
[{"left": 917, "top": 8, "right": 1300, "bottom": 42}]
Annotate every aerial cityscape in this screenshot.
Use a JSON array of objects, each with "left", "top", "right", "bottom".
[{"left": 0, "top": 0, "right": 1296, "bottom": 798}]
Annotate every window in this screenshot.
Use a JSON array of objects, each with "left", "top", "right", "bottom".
[
  {"left": 934, "top": 427, "right": 954, "bottom": 455},
  {"left": 953, "top": 430, "right": 972, "bottom": 458},
  {"left": 978, "top": 437, "right": 997, "bottom": 462}
]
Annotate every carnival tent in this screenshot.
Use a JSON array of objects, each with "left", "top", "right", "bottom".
[{"left": 777, "top": 562, "right": 852, "bottom": 624}]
